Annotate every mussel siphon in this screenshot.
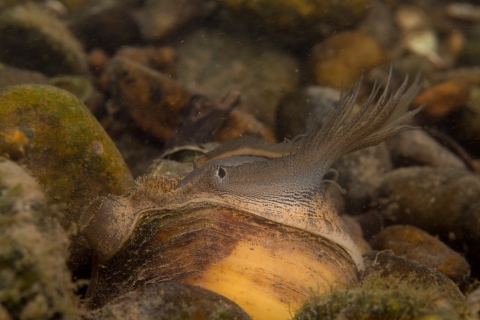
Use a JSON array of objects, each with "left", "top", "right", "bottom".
[{"left": 80, "top": 74, "right": 422, "bottom": 319}]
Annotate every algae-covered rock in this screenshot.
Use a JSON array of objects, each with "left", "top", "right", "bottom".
[
  {"left": 294, "top": 251, "right": 465, "bottom": 320},
  {"left": 0, "top": 159, "right": 81, "bottom": 319},
  {"left": 84, "top": 282, "right": 251, "bottom": 320},
  {"left": 0, "top": 85, "right": 134, "bottom": 228},
  {"left": 0, "top": 3, "right": 89, "bottom": 76},
  {"left": 50, "top": 75, "right": 94, "bottom": 103}
]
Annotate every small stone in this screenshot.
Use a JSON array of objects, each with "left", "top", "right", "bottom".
[
  {"left": 370, "top": 225, "right": 470, "bottom": 285},
  {"left": 175, "top": 28, "right": 299, "bottom": 127},
  {"left": 413, "top": 79, "right": 471, "bottom": 118},
  {"left": 333, "top": 143, "right": 393, "bottom": 215},
  {"left": 108, "top": 57, "right": 192, "bottom": 142},
  {"left": 0, "top": 3, "right": 89, "bottom": 76},
  {"left": 386, "top": 130, "right": 467, "bottom": 169},
  {"left": 133, "top": 0, "right": 216, "bottom": 42},
  {"left": 307, "top": 31, "right": 386, "bottom": 89},
  {"left": 214, "top": 109, "right": 276, "bottom": 143},
  {"left": 276, "top": 86, "right": 340, "bottom": 140},
  {"left": 85, "top": 282, "right": 251, "bottom": 320},
  {"left": 373, "top": 167, "right": 480, "bottom": 241}
]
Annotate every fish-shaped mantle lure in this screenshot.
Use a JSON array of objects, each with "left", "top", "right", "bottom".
[{"left": 80, "top": 74, "right": 422, "bottom": 317}]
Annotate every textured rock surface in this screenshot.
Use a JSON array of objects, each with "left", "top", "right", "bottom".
[
  {"left": 0, "top": 159, "right": 80, "bottom": 319},
  {"left": 370, "top": 225, "right": 470, "bottom": 284},
  {"left": 373, "top": 167, "right": 480, "bottom": 240}
]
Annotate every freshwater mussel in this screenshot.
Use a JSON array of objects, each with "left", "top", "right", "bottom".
[{"left": 80, "top": 74, "right": 422, "bottom": 319}]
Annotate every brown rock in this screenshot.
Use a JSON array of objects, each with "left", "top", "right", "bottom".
[
  {"left": 370, "top": 225, "right": 470, "bottom": 284},
  {"left": 308, "top": 31, "right": 386, "bottom": 89},
  {"left": 108, "top": 57, "right": 192, "bottom": 142},
  {"left": 413, "top": 79, "right": 470, "bottom": 118}
]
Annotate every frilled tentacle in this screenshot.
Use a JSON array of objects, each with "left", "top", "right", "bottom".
[{"left": 297, "top": 72, "right": 423, "bottom": 174}]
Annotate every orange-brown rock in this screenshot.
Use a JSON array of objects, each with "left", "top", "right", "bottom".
[
  {"left": 308, "top": 32, "right": 386, "bottom": 89},
  {"left": 413, "top": 79, "right": 470, "bottom": 118}
]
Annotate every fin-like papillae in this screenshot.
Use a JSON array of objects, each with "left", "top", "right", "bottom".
[{"left": 297, "top": 73, "right": 423, "bottom": 174}]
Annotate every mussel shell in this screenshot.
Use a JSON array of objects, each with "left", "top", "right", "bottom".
[{"left": 86, "top": 205, "right": 358, "bottom": 319}]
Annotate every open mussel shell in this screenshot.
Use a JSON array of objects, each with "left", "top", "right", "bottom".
[{"left": 83, "top": 194, "right": 358, "bottom": 319}]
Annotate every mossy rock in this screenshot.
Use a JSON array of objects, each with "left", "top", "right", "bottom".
[
  {"left": 0, "top": 3, "right": 89, "bottom": 76},
  {"left": 0, "top": 159, "right": 81, "bottom": 320},
  {"left": 0, "top": 84, "right": 134, "bottom": 227}
]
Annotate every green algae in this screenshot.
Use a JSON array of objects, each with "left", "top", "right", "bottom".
[
  {"left": 0, "top": 85, "right": 134, "bottom": 229},
  {"left": 294, "top": 273, "right": 467, "bottom": 320}
]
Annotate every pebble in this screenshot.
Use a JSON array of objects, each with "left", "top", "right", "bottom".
[
  {"left": 413, "top": 79, "right": 470, "bottom": 118},
  {"left": 373, "top": 166, "right": 480, "bottom": 242},
  {"left": 307, "top": 31, "right": 386, "bottom": 89},
  {"left": 370, "top": 225, "right": 470, "bottom": 285}
]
